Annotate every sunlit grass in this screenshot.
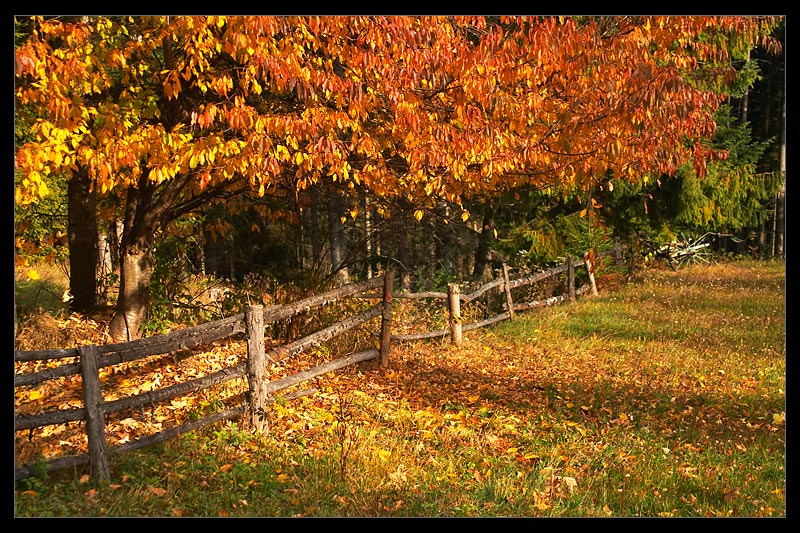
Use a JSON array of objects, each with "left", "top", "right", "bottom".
[{"left": 14, "top": 259, "right": 785, "bottom": 517}]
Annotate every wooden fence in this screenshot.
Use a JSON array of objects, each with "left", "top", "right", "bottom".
[{"left": 14, "top": 250, "right": 608, "bottom": 482}]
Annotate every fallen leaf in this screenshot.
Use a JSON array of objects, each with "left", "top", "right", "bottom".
[
  {"left": 148, "top": 486, "right": 168, "bottom": 497},
  {"left": 561, "top": 476, "right": 577, "bottom": 494}
]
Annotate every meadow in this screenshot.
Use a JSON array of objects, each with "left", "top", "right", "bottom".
[{"left": 14, "top": 259, "right": 785, "bottom": 517}]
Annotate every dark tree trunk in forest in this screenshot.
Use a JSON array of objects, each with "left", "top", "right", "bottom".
[
  {"left": 472, "top": 207, "right": 496, "bottom": 281},
  {"left": 776, "top": 93, "right": 786, "bottom": 258},
  {"left": 67, "top": 166, "right": 98, "bottom": 313},
  {"left": 396, "top": 218, "right": 412, "bottom": 291},
  {"left": 327, "top": 187, "right": 349, "bottom": 285},
  {"left": 306, "top": 185, "right": 323, "bottom": 270}
]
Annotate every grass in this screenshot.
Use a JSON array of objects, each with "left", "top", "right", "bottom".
[
  {"left": 14, "top": 259, "right": 785, "bottom": 517},
  {"left": 14, "top": 261, "right": 71, "bottom": 320}
]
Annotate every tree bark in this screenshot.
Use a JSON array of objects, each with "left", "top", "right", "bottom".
[
  {"left": 472, "top": 206, "right": 496, "bottom": 281},
  {"left": 67, "top": 166, "right": 98, "bottom": 313},
  {"left": 108, "top": 186, "right": 158, "bottom": 342},
  {"left": 776, "top": 92, "right": 786, "bottom": 258},
  {"left": 327, "top": 186, "right": 350, "bottom": 285}
]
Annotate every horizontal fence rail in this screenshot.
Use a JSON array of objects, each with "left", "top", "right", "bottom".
[{"left": 14, "top": 249, "right": 616, "bottom": 482}]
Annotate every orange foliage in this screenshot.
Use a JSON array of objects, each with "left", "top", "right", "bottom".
[{"left": 15, "top": 16, "right": 781, "bottom": 210}]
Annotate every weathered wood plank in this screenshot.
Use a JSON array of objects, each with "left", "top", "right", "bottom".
[{"left": 263, "top": 349, "right": 379, "bottom": 396}]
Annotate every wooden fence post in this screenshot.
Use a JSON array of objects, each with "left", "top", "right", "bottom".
[
  {"left": 584, "top": 250, "right": 599, "bottom": 296},
  {"left": 568, "top": 256, "right": 576, "bottom": 301},
  {"left": 448, "top": 283, "right": 463, "bottom": 346},
  {"left": 502, "top": 263, "right": 515, "bottom": 320},
  {"left": 79, "top": 344, "right": 110, "bottom": 482},
  {"left": 380, "top": 269, "right": 394, "bottom": 367},
  {"left": 245, "top": 305, "right": 269, "bottom": 434}
]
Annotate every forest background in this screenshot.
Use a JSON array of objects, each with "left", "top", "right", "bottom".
[{"left": 14, "top": 15, "right": 785, "bottom": 344}]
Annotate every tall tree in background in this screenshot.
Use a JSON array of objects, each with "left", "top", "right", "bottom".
[{"left": 15, "top": 15, "right": 781, "bottom": 339}]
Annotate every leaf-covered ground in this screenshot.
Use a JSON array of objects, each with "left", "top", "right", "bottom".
[{"left": 15, "top": 260, "right": 785, "bottom": 517}]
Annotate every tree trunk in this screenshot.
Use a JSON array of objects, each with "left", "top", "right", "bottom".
[
  {"left": 304, "top": 185, "right": 323, "bottom": 270},
  {"left": 67, "top": 166, "right": 98, "bottom": 313},
  {"left": 396, "top": 219, "right": 412, "bottom": 291},
  {"left": 472, "top": 206, "right": 496, "bottom": 281},
  {"left": 108, "top": 232, "right": 155, "bottom": 341},
  {"left": 327, "top": 186, "right": 349, "bottom": 285},
  {"left": 776, "top": 91, "right": 786, "bottom": 258},
  {"left": 108, "top": 187, "right": 159, "bottom": 342},
  {"left": 775, "top": 184, "right": 785, "bottom": 258}
]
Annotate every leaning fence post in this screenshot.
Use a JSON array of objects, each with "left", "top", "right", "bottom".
[
  {"left": 584, "top": 250, "right": 599, "bottom": 296},
  {"left": 79, "top": 344, "right": 110, "bottom": 482},
  {"left": 245, "top": 305, "right": 269, "bottom": 434},
  {"left": 448, "top": 283, "right": 463, "bottom": 346},
  {"left": 568, "top": 256, "right": 576, "bottom": 301},
  {"left": 379, "top": 268, "right": 394, "bottom": 367},
  {"left": 502, "top": 263, "right": 515, "bottom": 320}
]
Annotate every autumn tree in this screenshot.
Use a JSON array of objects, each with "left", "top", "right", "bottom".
[{"left": 15, "top": 15, "right": 781, "bottom": 340}]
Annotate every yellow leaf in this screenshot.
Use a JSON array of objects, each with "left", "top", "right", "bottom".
[
  {"left": 378, "top": 449, "right": 391, "bottom": 462},
  {"left": 461, "top": 210, "right": 470, "bottom": 222},
  {"left": 28, "top": 390, "right": 43, "bottom": 401},
  {"left": 26, "top": 269, "right": 39, "bottom": 281},
  {"left": 413, "top": 209, "right": 424, "bottom": 221}
]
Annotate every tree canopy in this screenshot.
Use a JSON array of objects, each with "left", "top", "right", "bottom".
[{"left": 14, "top": 15, "right": 782, "bottom": 339}]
